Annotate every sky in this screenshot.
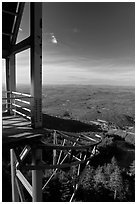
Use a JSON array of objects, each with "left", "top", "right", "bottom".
[{"left": 2, "top": 2, "right": 135, "bottom": 86}]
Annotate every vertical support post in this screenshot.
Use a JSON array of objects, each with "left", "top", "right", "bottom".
[
  {"left": 9, "top": 55, "right": 16, "bottom": 92},
  {"left": 30, "top": 3, "right": 42, "bottom": 128},
  {"left": 6, "top": 55, "right": 16, "bottom": 115},
  {"left": 6, "top": 58, "right": 10, "bottom": 115},
  {"left": 10, "top": 149, "right": 19, "bottom": 202},
  {"left": 32, "top": 148, "right": 43, "bottom": 202},
  {"left": 53, "top": 130, "right": 57, "bottom": 165},
  {"left": 9, "top": 54, "right": 16, "bottom": 115}
]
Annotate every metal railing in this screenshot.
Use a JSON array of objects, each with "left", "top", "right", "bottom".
[{"left": 2, "top": 91, "right": 32, "bottom": 120}]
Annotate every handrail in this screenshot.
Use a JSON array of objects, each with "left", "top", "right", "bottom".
[
  {"left": 12, "top": 103, "right": 31, "bottom": 112},
  {"left": 12, "top": 91, "right": 31, "bottom": 98},
  {"left": 14, "top": 99, "right": 30, "bottom": 105},
  {"left": 2, "top": 96, "right": 32, "bottom": 100},
  {"left": 2, "top": 91, "right": 32, "bottom": 120},
  {"left": 2, "top": 90, "right": 12, "bottom": 93},
  {"left": 2, "top": 91, "right": 32, "bottom": 97}
]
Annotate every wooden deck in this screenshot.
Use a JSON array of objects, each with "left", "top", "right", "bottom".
[
  {"left": 2, "top": 115, "right": 45, "bottom": 147},
  {"left": 2, "top": 114, "right": 102, "bottom": 149}
]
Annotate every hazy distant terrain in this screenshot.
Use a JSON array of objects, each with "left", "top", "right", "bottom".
[{"left": 14, "top": 84, "right": 135, "bottom": 128}]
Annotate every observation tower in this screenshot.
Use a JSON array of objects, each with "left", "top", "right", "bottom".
[{"left": 2, "top": 3, "right": 102, "bottom": 202}]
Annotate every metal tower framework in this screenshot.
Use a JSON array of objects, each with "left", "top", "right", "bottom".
[{"left": 9, "top": 130, "right": 102, "bottom": 202}]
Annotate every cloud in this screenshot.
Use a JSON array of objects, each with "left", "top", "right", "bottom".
[
  {"left": 19, "top": 27, "right": 23, "bottom": 32},
  {"left": 42, "top": 52, "right": 134, "bottom": 86},
  {"left": 42, "top": 31, "right": 58, "bottom": 44},
  {"left": 50, "top": 33, "right": 58, "bottom": 44}
]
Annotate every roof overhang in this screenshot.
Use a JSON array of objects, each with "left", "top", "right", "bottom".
[{"left": 2, "top": 2, "right": 25, "bottom": 58}]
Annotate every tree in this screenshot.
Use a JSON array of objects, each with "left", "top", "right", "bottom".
[
  {"left": 78, "top": 165, "right": 95, "bottom": 201},
  {"left": 79, "top": 165, "right": 95, "bottom": 191},
  {"left": 107, "top": 157, "right": 125, "bottom": 201},
  {"left": 93, "top": 157, "right": 125, "bottom": 201},
  {"left": 129, "top": 160, "right": 135, "bottom": 176},
  {"left": 94, "top": 165, "right": 105, "bottom": 188}
]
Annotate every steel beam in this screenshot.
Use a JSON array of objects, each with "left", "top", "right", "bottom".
[
  {"left": 3, "top": 36, "right": 30, "bottom": 58},
  {"left": 2, "top": 32, "right": 13, "bottom": 36},
  {"left": 9, "top": 55, "right": 16, "bottom": 115},
  {"left": 15, "top": 177, "right": 26, "bottom": 202},
  {"left": 32, "top": 149, "right": 43, "bottom": 202},
  {"left": 10, "top": 36, "right": 31, "bottom": 55},
  {"left": 16, "top": 170, "right": 32, "bottom": 197},
  {"left": 10, "top": 149, "right": 19, "bottom": 202},
  {"left": 30, "top": 3, "right": 42, "bottom": 128},
  {"left": 6, "top": 58, "right": 10, "bottom": 114},
  {"left": 3, "top": 9, "right": 18, "bottom": 16},
  {"left": 11, "top": 3, "right": 25, "bottom": 45},
  {"left": 2, "top": 50, "right": 9, "bottom": 58},
  {"left": 5, "top": 55, "right": 16, "bottom": 115},
  {"left": 9, "top": 55, "right": 16, "bottom": 92}
]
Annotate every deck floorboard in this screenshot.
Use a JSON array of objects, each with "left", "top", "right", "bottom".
[{"left": 2, "top": 115, "right": 44, "bottom": 146}]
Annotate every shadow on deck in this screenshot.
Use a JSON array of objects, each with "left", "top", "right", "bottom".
[
  {"left": 42, "top": 114, "right": 101, "bottom": 133},
  {"left": 2, "top": 113, "right": 101, "bottom": 147}
]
